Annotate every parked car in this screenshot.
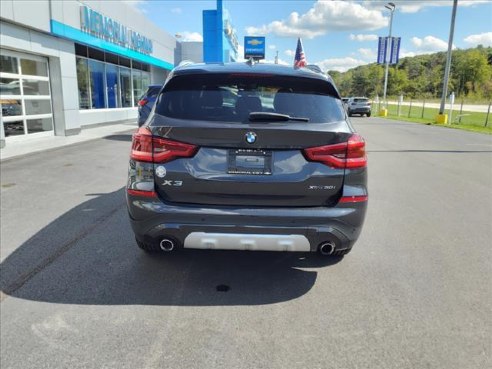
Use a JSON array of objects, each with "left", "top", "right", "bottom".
[
  {"left": 137, "top": 85, "right": 161, "bottom": 126},
  {"left": 347, "top": 97, "right": 371, "bottom": 117},
  {"left": 126, "top": 62, "right": 368, "bottom": 257}
]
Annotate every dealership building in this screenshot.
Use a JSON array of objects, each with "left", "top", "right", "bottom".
[{"left": 0, "top": 0, "right": 208, "bottom": 149}]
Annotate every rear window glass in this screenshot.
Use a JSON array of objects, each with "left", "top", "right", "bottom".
[
  {"left": 353, "top": 98, "right": 369, "bottom": 103},
  {"left": 154, "top": 74, "right": 344, "bottom": 123}
]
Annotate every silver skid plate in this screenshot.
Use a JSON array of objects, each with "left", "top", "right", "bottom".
[{"left": 184, "top": 232, "right": 310, "bottom": 252}]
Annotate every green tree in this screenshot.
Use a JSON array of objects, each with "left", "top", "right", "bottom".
[{"left": 454, "top": 49, "right": 491, "bottom": 97}]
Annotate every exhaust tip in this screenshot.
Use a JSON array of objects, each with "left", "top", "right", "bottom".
[
  {"left": 159, "top": 238, "right": 175, "bottom": 252},
  {"left": 318, "top": 241, "right": 336, "bottom": 256}
]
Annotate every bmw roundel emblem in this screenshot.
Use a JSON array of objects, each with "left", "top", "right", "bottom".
[{"left": 245, "top": 131, "right": 257, "bottom": 144}]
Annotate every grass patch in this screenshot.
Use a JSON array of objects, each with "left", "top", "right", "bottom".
[{"left": 372, "top": 103, "right": 492, "bottom": 135}]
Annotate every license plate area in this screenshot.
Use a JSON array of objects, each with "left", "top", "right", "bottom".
[{"left": 228, "top": 149, "right": 272, "bottom": 175}]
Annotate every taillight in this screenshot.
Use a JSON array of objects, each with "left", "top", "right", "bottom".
[
  {"left": 138, "top": 98, "right": 148, "bottom": 107},
  {"left": 303, "top": 134, "right": 366, "bottom": 169},
  {"left": 339, "top": 195, "right": 368, "bottom": 203},
  {"left": 346, "top": 134, "right": 366, "bottom": 168},
  {"left": 130, "top": 127, "right": 197, "bottom": 163}
]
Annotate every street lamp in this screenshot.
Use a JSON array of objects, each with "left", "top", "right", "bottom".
[
  {"left": 382, "top": 2, "right": 395, "bottom": 111},
  {"left": 436, "top": 0, "right": 458, "bottom": 124}
]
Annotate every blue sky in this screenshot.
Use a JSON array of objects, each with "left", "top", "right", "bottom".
[{"left": 127, "top": 0, "right": 492, "bottom": 72}]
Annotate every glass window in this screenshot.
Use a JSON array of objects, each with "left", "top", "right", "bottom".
[
  {"left": 22, "top": 79, "right": 50, "bottom": 95},
  {"left": 132, "top": 69, "right": 143, "bottom": 105},
  {"left": 119, "top": 56, "right": 131, "bottom": 68},
  {"left": 142, "top": 71, "right": 150, "bottom": 93},
  {"left": 20, "top": 59, "right": 48, "bottom": 77},
  {"left": 75, "top": 43, "right": 88, "bottom": 57},
  {"left": 105, "top": 64, "right": 119, "bottom": 108},
  {"left": 88, "top": 47, "right": 105, "bottom": 62},
  {"left": 88, "top": 60, "right": 106, "bottom": 109},
  {"left": 3, "top": 120, "right": 25, "bottom": 136},
  {"left": 1, "top": 98, "right": 23, "bottom": 116},
  {"left": 119, "top": 67, "right": 132, "bottom": 107},
  {"left": 0, "top": 55, "right": 18, "bottom": 74},
  {"left": 155, "top": 74, "right": 345, "bottom": 123},
  {"left": 0, "top": 78, "right": 21, "bottom": 95},
  {"left": 76, "top": 58, "right": 90, "bottom": 109},
  {"left": 26, "top": 117, "right": 53, "bottom": 134},
  {"left": 105, "top": 53, "right": 119, "bottom": 65},
  {"left": 24, "top": 100, "right": 52, "bottom": 115}
]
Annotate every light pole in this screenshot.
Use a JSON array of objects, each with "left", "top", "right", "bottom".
[
  {"left": 382, "top": 2, "right": 395, "bottom": 112},
  {"left": 436, "top": 0, "right": 458, "bottom": 124}
]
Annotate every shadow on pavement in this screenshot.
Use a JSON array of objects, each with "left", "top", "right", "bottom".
[
  {"left": 103, "top": 134, "right": 133, "bottom": 142},
  {"left": 0, "top": 188, "right": 341, "bottom": 306}
]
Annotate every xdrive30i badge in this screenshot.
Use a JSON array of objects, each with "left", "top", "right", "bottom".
[{"left": 245, "top": 132, "right": 257, "bottom": 144}]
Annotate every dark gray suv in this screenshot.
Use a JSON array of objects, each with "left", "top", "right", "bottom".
[{"left": 126, "top": 62, "right": 367, "bottom": 257}]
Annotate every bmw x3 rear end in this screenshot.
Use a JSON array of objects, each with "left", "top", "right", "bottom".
[{"left": 126, "top": 62, "right": 367, "bottom": 257}]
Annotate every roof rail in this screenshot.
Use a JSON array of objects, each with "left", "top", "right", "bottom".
[
  {"left": 177, "top": 60, "right": 195, "bottom": 68},
  {"left": 304, "top": 64, "right": 323, "bottom": 74}
]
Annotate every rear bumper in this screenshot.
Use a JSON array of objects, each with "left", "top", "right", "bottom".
[
  {"left": 127, "top": 195, "right": 367, "bottom": 252},
  {"left": 349, "top": 107, "right": 371, "bottom": 114}
]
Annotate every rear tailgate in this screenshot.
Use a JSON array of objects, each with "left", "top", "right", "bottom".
[
  {"left": 149, "top": 72, "right": 352, "bottom": 207},
  {"left": 151, "top": 121, "right": 351, "bottom": 207}
]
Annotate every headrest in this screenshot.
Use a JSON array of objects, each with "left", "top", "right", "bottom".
[
  {"left": 201, "top": 90, "right": 223, "bottom": 108},
  {"left": 274, "top": 88, "right": 295, "bottom": 114},
  {"left": 235, "top": 96, "right": 262, "bottom": 117}
]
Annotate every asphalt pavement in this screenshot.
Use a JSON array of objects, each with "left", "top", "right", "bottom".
[{"left": 1, "top": 117, "right": 491, "bottom": 369}]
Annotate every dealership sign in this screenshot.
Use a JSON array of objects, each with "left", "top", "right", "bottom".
[
  {"left": 80, "top": 6, "right": 153, "bottom": 55},
  {"left": 244, "top": 36, "right": 266, "bottom": 59}
]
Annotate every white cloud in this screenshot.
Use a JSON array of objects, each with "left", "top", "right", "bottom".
[
  {"left": 268, "top": 44, "right": 277, "bottom": 50},
  {"left": 362, "top": 1, "right": 490, "bottom": 14},
  {"left": 399, "top": 49, "right": 416, "bottom": 58},
  {"left": 464, "top": 32, "right": 492, "bottom": 47},
  {"left": 171, "top": 7, "right": 182, "bottom": 14},
  {"left": 315, "top": 57, "right": 369, "bottom": 73},
  {"left": 358, "top": 48, "right": 377, "bottom": 60},
  {"left": 350, "top": 34, "right": 378, "bottom": 42},
  {"left": 411, "top": 36, "right": 452, "bottom": 53},
  {"left": 176, "top": 32, "right": 203, "bottom": 42},
  {"left": 246, "top": 1, "right": 388, "bottom": 39},
  {"left": 284, "top": 49, "right": 295, "bottom": 57}
]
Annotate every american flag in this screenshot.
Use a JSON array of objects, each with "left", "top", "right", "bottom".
[{"left": 294, "top": 37, "right": 307, "bottom": 68}]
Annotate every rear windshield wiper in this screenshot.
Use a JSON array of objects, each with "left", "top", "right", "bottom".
[{"left": 248, "top": 112, "right": 310, "bottom": 122}]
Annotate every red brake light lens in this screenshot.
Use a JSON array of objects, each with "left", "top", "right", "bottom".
[
  {"left": 131, "top": 127, "right": 153, "bottom": 162},
  {"left": 303, "top": 142, "right": 348, "bottom": 169},
  {"left": 152, "top": 137, "right": 198, "bottom": 163},
  {"left": 127, "top": 189, "right": 157, "bottom": 198},
  {"left": 130, "top": 127, "right": 198, "bottom": 163},
  {"left": 303, "top": 134, "right": 366, "bottom": 169},
  {"left": 138, "top": 98, "right": 148, "bottom": 107},
  {"left": 346, "top": 133, "right": 366, "bottom": 168},
  {"left": 339, "top": 195, "right": 368, "bottom": 203}
]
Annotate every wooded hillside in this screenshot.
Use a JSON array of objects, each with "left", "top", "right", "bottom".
[{"left": 329, "top": 46, "right": 492, "bottom": 100}]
